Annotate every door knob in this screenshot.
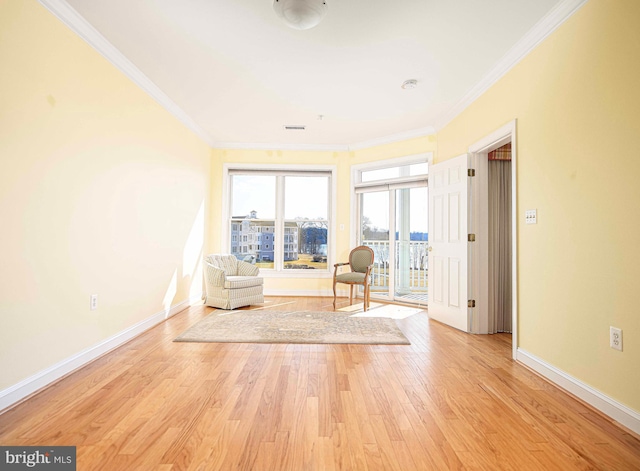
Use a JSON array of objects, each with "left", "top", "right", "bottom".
[{"left": 428, "top": 246, "right": 433, "bottom": 252}]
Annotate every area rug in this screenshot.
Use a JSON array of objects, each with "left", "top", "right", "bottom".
[{"left": 174, "top": 310, "right": 410, "bottom": 345}]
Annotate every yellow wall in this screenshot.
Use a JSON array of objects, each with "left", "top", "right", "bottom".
[
  {"left": 3, "top": 0, "right": 637, "bottom": 419},
  {"left": 0, "top": 0, "right": 211, "bottom": 390},
  {"left": 210, "top": 135, "right": 436, "bottom": 294},
  {"left": 437, "top": 0, "right": 640, "bottom": 411}
]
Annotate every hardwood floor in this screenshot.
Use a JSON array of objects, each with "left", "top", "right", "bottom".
[{"left": 1, "top": 297, "right": 639, "bottom": 470}]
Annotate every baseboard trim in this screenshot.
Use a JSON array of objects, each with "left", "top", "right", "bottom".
[
  {"left": 517, "top": 348, "right": 640, "bottom": 435},
  {"left": 0, "top": 293, "right": 202, "bottom": 413}
]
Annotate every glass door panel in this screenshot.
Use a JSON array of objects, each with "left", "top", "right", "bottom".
[
  {"left": 360, "top": 191, "right": 389, "bottom": 297},
  {"left": 394, "top": 187, "right": 429, "bottom": 304}
]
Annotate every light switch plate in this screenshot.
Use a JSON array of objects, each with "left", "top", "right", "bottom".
[{"left": 525, "top": 209, "right": 537, "bottom": 224}]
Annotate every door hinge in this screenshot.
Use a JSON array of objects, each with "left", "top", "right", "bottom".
[
  {"left": 468, "top": 168, "right": 476, "bottom": 177},
  {"left": 468, "top": 233, "right": 476, "bottom": 242},
  {"left": 468, "top": 300, "right": 476, "bottom": 308}
]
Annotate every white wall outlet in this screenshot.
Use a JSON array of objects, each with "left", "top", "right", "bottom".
[
  {"left": 525, "top": 209, "right": 537, "bottom": 224},
  {"left": 90, "top": 294, "right": 98, "bottom": 311},
  {"left": 610, "top": 326, "right": 622, "bottom": 351}
]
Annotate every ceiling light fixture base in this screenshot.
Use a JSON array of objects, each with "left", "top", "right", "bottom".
[
  {"left": 401, "top": 79, "right": 418, "bottom": 90},
  {"left": 273, "top": 0, "right": 328, "bottom": 30}
]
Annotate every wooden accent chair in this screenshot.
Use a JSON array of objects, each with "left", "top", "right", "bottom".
[
  {"left": 204, "top": 254, "right": 264, "bottom": 309},
  {"left": 332, "top": 245, "right": 375, "bottom": 311}
]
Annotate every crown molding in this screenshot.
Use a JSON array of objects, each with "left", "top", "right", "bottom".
[
  {"left": 38, "top": 0, "right": 216, "bottom": 147},
  {"left": 434, "top": 0, "right": 589, "bottom": 131},
  {"left": 212, "top": 141, "right": 349, "bottom": 152},
  {"left": 212, "top": 125, "right": 436, "bottom": 152},
  {"left": 347, "top": 126, "right": 436, "bottom": 151}
]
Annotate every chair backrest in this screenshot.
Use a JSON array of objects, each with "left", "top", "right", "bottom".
[
  {"left": 205, "top": 254, "right": 239, "bottom": 276},
  {"left": 349, "top": 246, "right": 374, "bottom": 273}
]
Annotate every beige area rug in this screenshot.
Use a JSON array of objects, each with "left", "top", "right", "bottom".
[{"left": 174, "top": 310, "right": 411, "bottom": 345}]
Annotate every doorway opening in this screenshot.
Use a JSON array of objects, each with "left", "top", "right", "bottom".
[
  {"left": 488, "top": 143, "right": 513, "bottom": 333},
  {"left": 468, "top": 120, "right": 518, "bottom": 358}
]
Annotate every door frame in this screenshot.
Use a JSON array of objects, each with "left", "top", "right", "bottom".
[{"left": 468, "top": 120, "right": 518, "bottom": 358}]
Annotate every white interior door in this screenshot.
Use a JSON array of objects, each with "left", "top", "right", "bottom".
[{"left": 428, "top": 154, "right": 470, "bottom": 332}]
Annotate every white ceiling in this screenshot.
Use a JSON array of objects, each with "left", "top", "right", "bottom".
[{"left": 47, "top": 0, "right": 580, "bottom": 150}]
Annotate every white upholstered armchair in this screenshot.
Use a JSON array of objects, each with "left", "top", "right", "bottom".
[{"left": 204, "top": 254, "right": 264, "bottom": 309}]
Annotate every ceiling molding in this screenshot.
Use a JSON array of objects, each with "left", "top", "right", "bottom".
[
  {"left": 38, "top": 0, "right": 216, "bottom": 147},
  {"left": 213, "top": 125, "right": 436, "bottom": 153},
  {"left": 212, "top": 142, "right": 350, "bottom": 152},
  {"left": 434, "top": 0, "right": 589, "bottom": 131},
  {"left": 347, "top": 127, "right": 436, "bottom": 151}
]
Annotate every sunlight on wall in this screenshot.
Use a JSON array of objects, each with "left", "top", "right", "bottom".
[
  {"left": 184, "top": 201, "right": 205, "bottom": 300},
  {"left": 163, "top": 269, "right": 178, "bottom": 315},
  {"left": 183, "top": 201, "right": 204, "bottom": 276},
  {"left": 189, "top": 258, "right": 203, "bottom": 301}
]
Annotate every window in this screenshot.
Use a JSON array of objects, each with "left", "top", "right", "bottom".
[{"left": 226, "top": 167, "right": 333, "bottom": 272}]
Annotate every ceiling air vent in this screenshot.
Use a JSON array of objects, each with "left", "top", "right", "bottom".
[{"left": 284, "top": 125, "right": 306, "bottom": 131}]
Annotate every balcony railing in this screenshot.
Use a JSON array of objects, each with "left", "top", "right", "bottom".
[{"left": 362, "top": 240, "right": 429, "bottom": 296}]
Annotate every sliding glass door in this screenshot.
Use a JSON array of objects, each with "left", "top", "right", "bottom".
[{"left": 355, "top": 158, "right": 429, "bottom": 306}]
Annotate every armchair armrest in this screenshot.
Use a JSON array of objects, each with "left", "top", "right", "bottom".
[
  {"left": 333, "top": 261, "right": 349, "bottom": 277},
  {"left": 204, "top": 261, "right": 227, "bottom": 288},
  {"left": 364, "top": 263, "right": 374, "bottom": 277}
]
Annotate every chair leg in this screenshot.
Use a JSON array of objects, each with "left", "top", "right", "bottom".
[
  {"left": 364, "top": 283, "right": 369, "bottom": 311},
  {"left": 349, "top": 285, "right": 353, "bottom": 305},
  {"left": 333, "top": 279, "right": 337, "bottom": 309},
  {"left": 363, "top": 285, "right": 369, "bottom": 312}
]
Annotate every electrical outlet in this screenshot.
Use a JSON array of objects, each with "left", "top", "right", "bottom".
[
  {"left": 610, "top": 326, "right": 622, "bottom": 351},
  {"left": 90, "top": 294, "right": 98, "bottom": 311}
]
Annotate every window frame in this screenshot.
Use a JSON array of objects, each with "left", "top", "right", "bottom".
[{"left": 222, "top": 163, "right": 336, "bottom": 278}]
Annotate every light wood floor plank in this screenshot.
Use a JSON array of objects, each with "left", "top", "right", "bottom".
[{"left": 1, "top": 297, "right": 639, "bottom": 470}]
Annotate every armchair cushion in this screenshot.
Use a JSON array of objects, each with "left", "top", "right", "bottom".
[
  {"left": 335, "top": 272, "right": 367, "bottom": 283},
  {"left": 224, "top": 276, "right": 263, "bottom": 289}
]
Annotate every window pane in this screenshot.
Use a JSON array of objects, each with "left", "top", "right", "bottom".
[
  {"left": 409, "top": 162, "right": 428, "bottom": 176},
  {"left": 361, "top": 162, "right": 428, "bottom": 183},
  {"left": 284, "top": 221, "right": 328, "bottom": 270},
  {"left": 360, "top": 191, "right": 389, "bottom": 296},
  {"left": 284, "top": 176, "right": 328, "bottom": 270},
  {"left": 395, "top": 186, "right": 429, "bottom": 299},
  {"left": 361, "top": 167, "right": 399, "bottom": 182},
  {"left": 230, "top": 218, "right": 275, "bottom": 269},
  {"left": 284, "top": 176, "right": 328, "bottom": 220},
  {"left": 231, "top": 175, "right": 275, "bottom": 219}
]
